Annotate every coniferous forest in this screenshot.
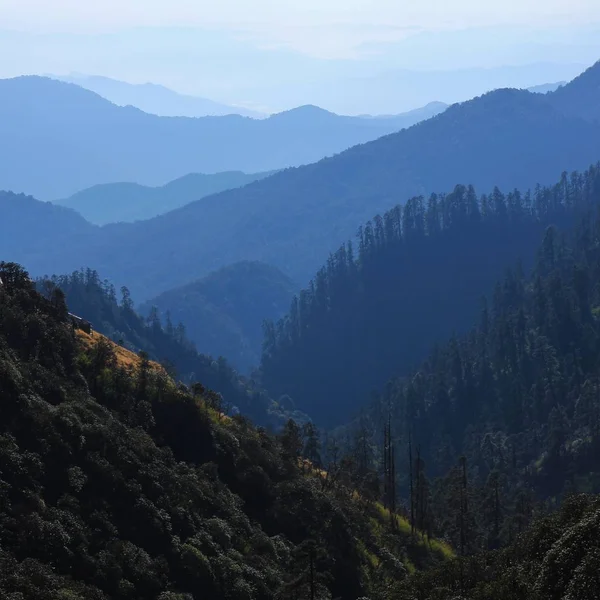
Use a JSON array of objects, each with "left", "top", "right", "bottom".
[{"left": 261, "top": 165, "right": 600, "bottom": 426}]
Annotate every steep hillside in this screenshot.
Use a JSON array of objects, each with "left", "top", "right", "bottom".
[
  {"left": 0, "top": 261, "right": 450, "bottom": 599},
  {"left": 42, "top": 268, "right": 302, "bottom": 428},
  {"left": 396, "top": 494, "right": 600, "bottom": 599},
  {"left": 328, "top": 170, "right": 600, "bottom": 559},
  {"left": 5, "top": 63, "right": 600, "bottom": 301},
  {"left": 141, "top": 261, "right": 297, "bottom": 372},
  {"left": 0, "top": 76, "right": 423, "bottom": 199},
  {"left": 7, "top": 259, "right": 600, "bottom": 600},
  {"left": 260, "top": 165, "right": 600, "bottom": 428},
  {"left": 75, "top": 329, "right": 165, "bottom": 374},
  {"left": 374, "top": 199, "right": 600, "bottom": 493},
  {"left": 54, "top": 73, "right": 264, "bottom": 118},
  {"left": 57, "top": 171, "right": 273, "bottom": 225}
]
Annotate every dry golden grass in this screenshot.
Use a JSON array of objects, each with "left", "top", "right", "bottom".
[
  {"left": 76, "top": 330, "right": 236, "bottom": 424},
  {"left": 75, "top": 329, "right": 166, "bottom": 374}
]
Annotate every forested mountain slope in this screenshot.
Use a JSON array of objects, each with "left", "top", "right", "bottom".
[
  {"left": 57, "top": 171, "right": 273, "bottom": 225},
  {"left": 0, "top": 76, "right": 424, "bottom": 199},
  {"left": 374, "top": 199, "right": 600, "bottom": 494},
  {"left": 0, "top": 261, "right": 450, "bottom": 599},
  {"left": 4, "top": 63, "right": 600, "bottom": 301},
  {"left": 331, "top": 169, "right": 600, "bottom": 561},
  {"left": 42, "top": 269, "right": 301, "bottom": 428},
  {"left": 396, "top": 494, "right": 600, "bottom": 599},
  {"left": 261, "top": 165, "right": 600, "bottom": 427},
  {"left": 140, "top": 261, "right": 297, "bottom": 373}
]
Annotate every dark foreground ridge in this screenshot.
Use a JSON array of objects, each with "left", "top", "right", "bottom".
[{"left": 0, "top": 262, "right": 450, "bottom": 599}]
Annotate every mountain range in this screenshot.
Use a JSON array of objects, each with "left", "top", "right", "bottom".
[
  {"left": 0, "top": 76, "right": 445, "bottom": 199},
  {"left": 264, "top": 62, "right": 584, "bottom": 114},
  {"left": 52, "top": 73, "right": 266, "bottom": 118},
  {"left": 3, "top": 38, "right": 600, "bottom": 600},
  {"left": 57, "top": 171, "right": 273, "bottom": 225},
  {"left": 48, "top": 73, "right": 562, "bottom": 120},
  {"left": 3, "top": 62, "right": 600, "bottom": 302}
]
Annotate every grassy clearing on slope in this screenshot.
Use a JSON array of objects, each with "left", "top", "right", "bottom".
[
  {"left": 374, "top": 501, "right": 455, "bottom": 561},
  {"left": 76, "top": 329, "right": 236, "bottom": 427},
  {"left": 304, "top": 462, "right": 454, "bottom": 573},
  {"left": 76, "top": 329, "right": 165, "bottom": 373}
]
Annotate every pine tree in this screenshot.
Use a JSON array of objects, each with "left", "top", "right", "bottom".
[
  {"left": 382, "top": 416, "right": 397, "bottom": 526},
  {"left": 303, "top": 422, "right": 322, "bottom": 469},
  {"left": 280, "top": 419, "right": 304, "bottom": 464}
]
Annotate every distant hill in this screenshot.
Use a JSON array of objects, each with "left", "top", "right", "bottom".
[
  {"left": 299, "top": 62, "right": 584, "bottom": 114},
  {"left": 0, "top": 76, "right": 436, "bottom": 199},
  {"left": 140, "top": 261, "right": 297, "bottom": 373},
  {"left": 5, "top": 62, "right": 600, "bottom": 302},
  {"left": 0, "top": 191, "right": 97, "bottom": 271},
  {"left": 527, "top": 81, "right": 565, "bottom": 94},
  {"left": 52, "top": 73, "right": 265, "bottom": 118},
  {"left": 356, "top": 101, "right": 448, "bottom": 120},
  {"left": 57, "top": 171, "right": 273, "bottom": 225}
]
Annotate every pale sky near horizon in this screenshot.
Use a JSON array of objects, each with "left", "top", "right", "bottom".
[
  {"left": 2, "top": 0, "right": 600, "bottom": 58},
  {"left": 1, "top": 0, "right": 600, "bottom": 112}
]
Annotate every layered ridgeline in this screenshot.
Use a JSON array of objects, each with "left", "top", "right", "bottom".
[
  {"left": 41, "top": 268, "right": 304, "bottom": 428},
  {"left": 261, "top": 165, "right": 600, "bottom": 427},
  {"left": 53, "top": 74, "right": 265, "bottom": 118},
  {"left": 3, "top": 62, "right": 600, "bottom": 301},
  {"left": 0, "top": 76, "right": 435, "bottom": 199},
  {"left": 0, "top": 262, "right": 451, "bottom": 599},
  {"left": 140, "top": 262, "right": 297, "bottom": 373},
  {"left": 54, "top": 74, "right": 448, "bottom": 123},
  {"left": 57, "top": 171, "right": 274, "bottom": 225}
]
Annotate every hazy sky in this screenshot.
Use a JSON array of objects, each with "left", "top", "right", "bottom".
[
  {"left": 3, "top": 0, "right": 600, "bottom": 58},
  {"left": 1, "top": 0, "right": 600, "bottom": 112}
]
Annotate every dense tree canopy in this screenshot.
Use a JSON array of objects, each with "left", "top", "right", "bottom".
[
  {"left": 0, "top": 261, "right": 449, "bottom": 599},
  {"left": 261, "top": 164, "right": 600, "bottom": 428},
  {"left": 324, "top": 167, "right": 600, "bottom": 560},
  {"left": 395, "top": 494, "right": 600, "bottom": 600}
]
